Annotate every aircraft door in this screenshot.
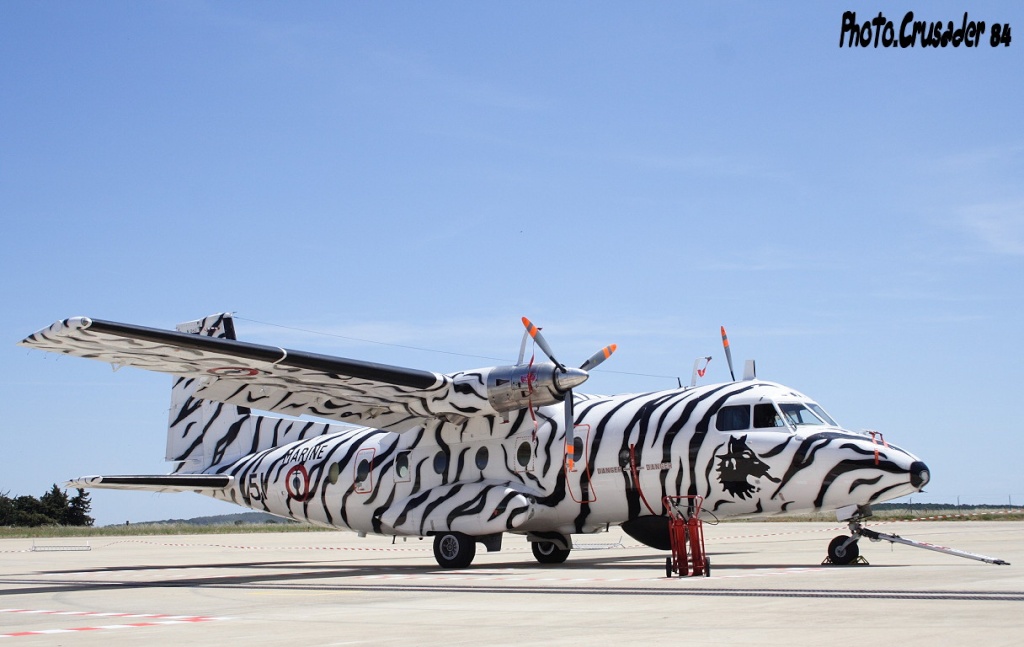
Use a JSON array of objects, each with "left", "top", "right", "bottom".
[
  {"left": 566, "top": 424, "right": 596, "bottom": 503},
  {"left": 353, "top": 447, "right": 375, "bottom": 494}
]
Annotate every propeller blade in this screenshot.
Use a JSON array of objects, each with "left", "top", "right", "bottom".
[
  {"left": 579, "top": 344, "right": 617, "bottom": 371},
  {"left": 565, "top": 389, "right": 576, "bottom": 470},
  {"left": 721, "top": 326, "right": 736, "bottom": 382},
  {"left": 521, "top": 317, "right": 565, "bottom": 370}
]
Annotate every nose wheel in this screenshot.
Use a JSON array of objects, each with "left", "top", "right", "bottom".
[{"left": 827, "top": 534, "right": 861, "bottom": 565}]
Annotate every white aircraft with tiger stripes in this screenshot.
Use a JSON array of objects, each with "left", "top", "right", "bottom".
[{"left": 23, "top": 312, "right": 1001, "bottom": 570}]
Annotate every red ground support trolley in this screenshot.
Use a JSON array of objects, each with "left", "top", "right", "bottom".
[{"left": 663, "top": 495, "right": 710, "bottom": 577}]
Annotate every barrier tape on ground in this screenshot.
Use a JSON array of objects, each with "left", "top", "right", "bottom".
[
  {"left": 100, "top": 539, "right": 436, "bottom": 552},
  {"left": 3, "top": 509, "right": 1015, "bottom": 556}
]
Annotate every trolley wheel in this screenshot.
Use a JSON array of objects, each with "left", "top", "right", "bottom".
[
  {"left": 827, "top": 535, "right": 859, "bottom": 565},
  {"left": 433, "top": 532, "right": 476, "bottom": 569},
  {"left": 703, "top": 556, "right": 711, "bottom": 577},
  {"left": 531, "top": 540, "right": 570, "bottom": 564},
  {"left": 665, "top": 556, "right": 673, "bottom": 577}
]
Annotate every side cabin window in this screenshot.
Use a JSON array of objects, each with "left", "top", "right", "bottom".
[
  {"left": 754, "top": 403, "right": 785, "bottom": 428},
  {"left": 716, "top": 405, "right": 750, "bottom": 431},
  {"left": 394, "top": 450, "right": 411, "bottom": 483}
]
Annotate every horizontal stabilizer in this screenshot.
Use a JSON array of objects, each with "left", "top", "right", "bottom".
[{"left": 67, "top": 474, "right": 233, "bottom": 493}]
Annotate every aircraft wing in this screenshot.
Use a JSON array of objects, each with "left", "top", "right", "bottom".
[{"left": 20, "top": 317, "right": 489, "bottom": 432}]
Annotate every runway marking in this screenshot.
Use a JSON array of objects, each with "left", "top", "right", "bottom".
[{"left": 0, "top": 608, "right": 230, "bottom": 639}]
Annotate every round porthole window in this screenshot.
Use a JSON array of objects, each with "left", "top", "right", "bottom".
[
  {"left": 396, "top": 452, "right": 410, "bottom": 479},
  {"left": 475, "top": 446, "right": 489, "bottom": 470},
  {"left": 517, "top": 441, "right": 532, "bottom": 467},
  {"left": 433, "top": 450, "right": 448, "bottom": 474}
]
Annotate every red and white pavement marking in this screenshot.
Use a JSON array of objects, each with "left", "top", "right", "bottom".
[{"left": 0, "top": 608, "right": 229, "bottom": 639}]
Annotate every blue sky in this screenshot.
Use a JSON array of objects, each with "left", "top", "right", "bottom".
[{"left": 3, "top": 2, "right": 1022, "bottom": 525}]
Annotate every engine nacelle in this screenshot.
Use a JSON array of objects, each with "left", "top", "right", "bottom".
[{"left": 486, "top": 362, "right": 587, "bottom": 415}]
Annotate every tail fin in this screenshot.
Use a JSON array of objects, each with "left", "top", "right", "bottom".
[
  {"left": 165, "top": 313, "right": 341, "bottom": 474},
  {"left": 167, "top": 313, "right": 255, "bottom": 474}
]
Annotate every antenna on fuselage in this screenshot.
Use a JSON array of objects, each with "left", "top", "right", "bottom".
[
  {"left": 720, "top": 326, "right": 736, "bottom": 382},
  {"left": 690, "top": 356, "right": 712, "bottom": 387}
]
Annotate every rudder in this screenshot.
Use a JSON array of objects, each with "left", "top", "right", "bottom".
[
  {"left": 165, "top": 313, "right": 342, "bottom": 474},
  {"left": 166, "top": 313, "right": 255, "bottom": 473}
]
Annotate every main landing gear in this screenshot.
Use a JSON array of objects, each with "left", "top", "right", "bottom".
[
  {"left": 531, "top": 540, "right": 571, "bottom": 564},
  {"left": 433, "top": 531, "right": 476, "bottom": 569},
  {"left": 824, "top": 505, "right": 1010, "bottom": 566},
  {"left": 431, "top": 532, "right": 575, "bottom": 568},
  {"left": 430, "top": 532, "right": 507, "bottom": 569}
]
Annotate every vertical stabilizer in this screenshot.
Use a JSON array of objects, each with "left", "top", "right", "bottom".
[{"left": 166, "top": 313, "right": 253, "bottom": 473}]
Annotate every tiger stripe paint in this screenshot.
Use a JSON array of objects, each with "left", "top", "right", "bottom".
[{"left": 21, "top": 313, "right": 928, "bottom": 567}]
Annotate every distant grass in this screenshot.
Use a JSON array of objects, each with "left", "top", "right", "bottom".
[{"left": 0, "top": 522, "right": 335, "bottom": 540}]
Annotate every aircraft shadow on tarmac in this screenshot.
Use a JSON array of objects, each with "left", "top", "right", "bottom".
[{"left": 2, "top": 549, "right": 903, "bottom": 599}]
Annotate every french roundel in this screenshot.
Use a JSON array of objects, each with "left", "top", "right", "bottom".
[{"left": 285, "top": 465, "right": 310, "bottom": 501}]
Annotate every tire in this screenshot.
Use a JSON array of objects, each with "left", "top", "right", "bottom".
[
  {"left": 828, "top": 535, "right": 859, "bottom": 565},
  {"left": 531, "top": 540, "right": 571, "bottom": 564},
  {"left": 666, "top": 556, "right": 674, "bottom": 578},
  {"left": 703, "top": 556, "right": 711, "bottom": 577},
  {"left": 433, "top": 532, "right": 476, "bottom": 569}
]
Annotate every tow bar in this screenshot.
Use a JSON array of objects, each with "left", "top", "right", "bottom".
[{"left": 825, "top": 505, "right": 1010, "bottom": 566}]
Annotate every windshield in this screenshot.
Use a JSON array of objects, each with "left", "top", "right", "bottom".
[
  {"left": 807, "top": 403, "right": 838, "bottom": 426},
  {"left": 779, "top": 403, "right": 827, "bottom": 426}
]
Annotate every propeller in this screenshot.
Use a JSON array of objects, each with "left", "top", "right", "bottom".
[
  {"left": 521, "top": 317, "right": 616, "bottom": 470},
  {"left": 720, "top": 325, "right": 736, "bottom": 382}
]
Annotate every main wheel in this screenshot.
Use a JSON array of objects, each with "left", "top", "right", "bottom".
[
  {"left": 828, "top": 535, "right": 860, "bottom": 565},
  {"left": 531, "top": 540, "right": 571, "bottom": 564},
  {"left": 433, "top": 532, "right": 476, "bottom": 569}
]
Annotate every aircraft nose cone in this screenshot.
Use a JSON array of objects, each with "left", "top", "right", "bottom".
[
  {"left": 553, "top": 367, "right": 588, "bottom": 392},
  {"left": 910, "top": 461, "right": 930, "bottom": 490}
]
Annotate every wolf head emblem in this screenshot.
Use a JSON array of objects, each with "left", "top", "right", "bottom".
[{"left": 716, "top": 435, "right": 780, "bottom": 499}]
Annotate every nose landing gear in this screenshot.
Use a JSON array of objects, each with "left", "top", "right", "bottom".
[
  {"left": 826, "top": 534, "right": 862, "bottom": 565},
  {"left": 823, "top": 504, "right": 1010, "bottom": 566}
]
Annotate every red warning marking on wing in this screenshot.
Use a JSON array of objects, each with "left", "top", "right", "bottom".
[{"left": 207, "top": 367, "right": 260, "bottom": 377}]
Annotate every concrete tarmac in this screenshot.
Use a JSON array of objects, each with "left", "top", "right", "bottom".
[{"left": 1, "top": 521, "right": 1020, "bottom": 646}]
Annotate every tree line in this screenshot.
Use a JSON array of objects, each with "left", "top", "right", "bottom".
[{"left": 0, "top": 485, "right": 94, "bottom": 527}]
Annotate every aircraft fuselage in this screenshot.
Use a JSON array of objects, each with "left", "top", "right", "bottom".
[{"left": 208, "top": 380, "right": 927, "bottom": 545}]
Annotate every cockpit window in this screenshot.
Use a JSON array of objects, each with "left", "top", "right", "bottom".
[
  {"left": 807, "top": 403, "right": 838, "bottom": 426},
  {"left": 716, "top": 405, "right": 750, "bottom": 431},
  {"left": 779, "top": 403, "right": 827, "bottom": 426},
  {"left": 753, "top": 403, "right": 785, "bottom": 428}
]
